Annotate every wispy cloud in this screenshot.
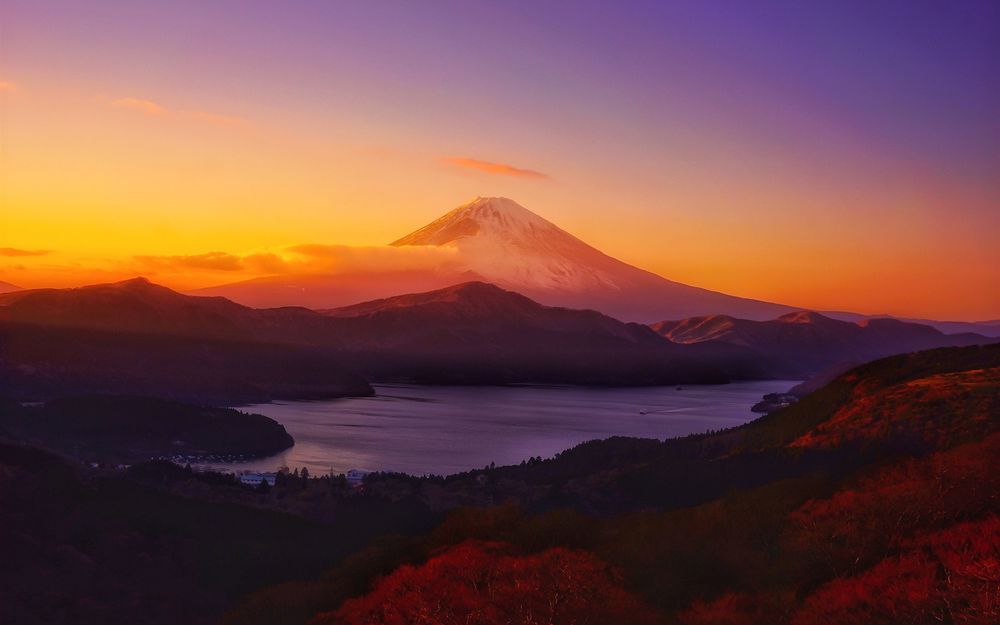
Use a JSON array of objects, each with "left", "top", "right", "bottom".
[
  {"left": 286, "top": 244, "right": 457, "bottom": 273},
  {"left": 131, "top": 245, "right": 457, "bottom": 279},
  {"left": 0, "top": 247, "right": 50, "bottom": 257},
  {"left": 111, "top": 96, "right": 248, "bottom": 127},
  {"left": 113, "top": 97, "right": 165, "bottom": 115},
  {"left": 443, "top": 156, "right": 550, "bottom": 180},
  {"left": 134, "top": 251, "right": 287, "bottom": 273},
  {"left": 0, "top": 80, "right": 16, "bottom": 92}
]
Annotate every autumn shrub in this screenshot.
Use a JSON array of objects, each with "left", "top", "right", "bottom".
[
  {"left": 312, "top": 540, "right": 660, "bottom": 625},
  {"left": 791, "top": 516, "right": 1000, "bottom": 625},
  {"left": 787, "top": 432, "right": 1000, "bottom": 578}
]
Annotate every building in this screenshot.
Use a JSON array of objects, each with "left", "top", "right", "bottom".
[
  {"left": 239, "top": 472, "right": 277, "bottom": 487},
  {"left": 345, "top": 468, "right": 371, "bottom": 486}
]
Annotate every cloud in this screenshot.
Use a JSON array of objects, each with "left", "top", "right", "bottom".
[
  {"left": 0, "top": 80, "right": 16, "bottom": 92},
  {"left": 286, "top": 244, "right": 457, "bottom": 273},
  {"left": 111, "top": 96, "right": 248, "bottom": 127},
  {"left": 113, "top": 97, "right": 165, "bottom": 115},
  {"left": 130, "top": 245, "right": 457, "bottom": 280},
  {"left": 443, "top": 156, "right": 550, "bottom": 180},
  {"left": 0, "top": 247, "right": 50, "bottom": 257},
  {"left": 134, "top": 252, "right": 278, "bottom": 272},
  {"left": 242, "top": 252, "right": 291, "bottom": 273}
]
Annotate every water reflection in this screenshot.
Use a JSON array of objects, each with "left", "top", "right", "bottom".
[{"left": 200, "top": 381, "right": 794, "bottom": 477}]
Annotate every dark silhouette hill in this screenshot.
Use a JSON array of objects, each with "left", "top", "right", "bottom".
[
  {"left": 652, "top": 310, "right": 991, "bottom": 376},
  {"left": 0, "top": 396, "right": 294, "bottom": 464},
  {"left": 0, "top": 278, "right": 768, "bottom": 389}
]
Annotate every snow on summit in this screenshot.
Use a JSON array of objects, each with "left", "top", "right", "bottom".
[{"left": 391, "top": 197, "right": 624, "bottom": 291}]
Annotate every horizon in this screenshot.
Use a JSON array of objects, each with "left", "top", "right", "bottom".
[
  {"left": 2, "top": 1, "right": 999, "bottom": 320},
  {"left": 6, "top": 272, "right": 999, "bottom": 327}
]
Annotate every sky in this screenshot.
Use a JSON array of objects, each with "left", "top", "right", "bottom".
[{"left": 1, "top": 0, "right": 998, "bottom": 320}]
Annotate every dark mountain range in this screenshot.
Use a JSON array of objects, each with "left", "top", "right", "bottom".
[
  {"left": 0, "top": 278, "right": 766, "bottom": 393},
  {"left": 0, "top": 323, "right": 374, "bottom": 405},
  {"left": 4, "top": 278, "right": 989, "bottom": 396},
  {"left": 0, "top": 278, "right": 372, "bottom": 403},
  {"left": 0, "top": 277, "right": 327, "bottom": 342},
  {"left": 0, "top": 277, "right": 691, "bottom": 350},
  {"left": 318, "top": 281, "right": 769, "bottom": 384},
  {"left": 825, "top": 311, "right": 1000, "bottom": 338},
  {"left": 321, "top": 280, "right": 663, "bottom": 347},
  {"left": 651, "top": 310, "right": 992, "bottom": 376}
]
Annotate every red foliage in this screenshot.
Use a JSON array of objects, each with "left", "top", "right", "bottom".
[
  {"left": 677, "top": 591, "right": 789, "bottom": 625},
  {"left": 791, "top": 516, "right": 1000, "bottom": 625},
  {"left": 790, "top": 366, "right": 999, "bottom": 449},
  {"left": 311, "top": 540, "right": 660, "bottom": 625},
  {"left": 787, "top": 432, "right": 1000, "bottom": 575}
]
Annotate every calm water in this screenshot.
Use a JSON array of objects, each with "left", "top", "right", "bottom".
[{"left": 204, "top": 381, "right": 794, "bottom": 477}]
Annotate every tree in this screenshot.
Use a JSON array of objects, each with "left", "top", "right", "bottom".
[{"left": 312, "top": 540, "right": 659, "bottom": 625}]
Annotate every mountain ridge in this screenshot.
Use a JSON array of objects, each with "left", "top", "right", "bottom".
[
  {"left": 5, "top": 277, "right": 990, "bottom": 386},
  {"left": 0, "top": 277, "right": 765, "bottom": 390},
  {"left": 652, "top": 310, "right": 993, "bottom": 375}
]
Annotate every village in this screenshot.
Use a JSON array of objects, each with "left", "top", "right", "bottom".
[{"left": 237, "top": 467, "right": 371, "bottom": 489}]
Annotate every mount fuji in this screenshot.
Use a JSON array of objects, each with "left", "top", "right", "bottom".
[
  {"left": 199, "top": 197, "right": 797, "bottom": 321},
  {"left": 390, "top": 197, "right": 796, "bottom": 321}
]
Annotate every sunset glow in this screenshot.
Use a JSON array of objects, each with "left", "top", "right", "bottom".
[{"left": 1, "top": 1, "right": 998, "bottom": 320}]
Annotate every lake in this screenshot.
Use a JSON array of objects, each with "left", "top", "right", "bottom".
[{"left": 204, "top": 381, "right": 795, "bottom": 477}]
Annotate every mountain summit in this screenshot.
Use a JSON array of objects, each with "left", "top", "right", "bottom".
[
  {"left": 200, "top": 196, "right": 797, "bottom": 321},
  {"left": 391, "top": 197, "right": 629, "bottom": 292},
  {"left": 392, "top": 197, "right": 549, "bottom": 247}
]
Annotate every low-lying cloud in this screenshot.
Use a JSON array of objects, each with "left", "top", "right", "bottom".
[
  {"left": 286, "top": 244, "right": 458, "bottom": 274},
  {"left": 0, "top": 247, "right": 50, "bottom": 257},
  {"left": 133, "top": 245, "right": 457, "bottom": 277},
  {"left": 443, "top": 156, "right": 550, "bottom": 180},
  {"left": 134, "top": 251, "right": 288, "bottom": 273}
]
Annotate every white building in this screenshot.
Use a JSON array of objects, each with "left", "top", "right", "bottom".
[
  {"left": 239, "top": 472, "right": 277, "bottom": 487},
  {"left": 345, "top": 469, "right": 370, "bottom": 486}
]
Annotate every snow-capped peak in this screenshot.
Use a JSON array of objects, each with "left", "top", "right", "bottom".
[
  {"left": 391, "top": 197, "right": 561, "bottom": 247},
  {"left": 390, "top": 197, "right": 626, "bottom": 292}
]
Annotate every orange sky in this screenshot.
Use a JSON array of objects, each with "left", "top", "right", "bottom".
[{"left": 1, "top": 2, "right": 998, "bottom": 321}]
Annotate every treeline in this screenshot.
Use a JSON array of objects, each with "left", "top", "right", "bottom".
[{"left": 0, "top": 395, "right": 294, "bottom": 464}]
